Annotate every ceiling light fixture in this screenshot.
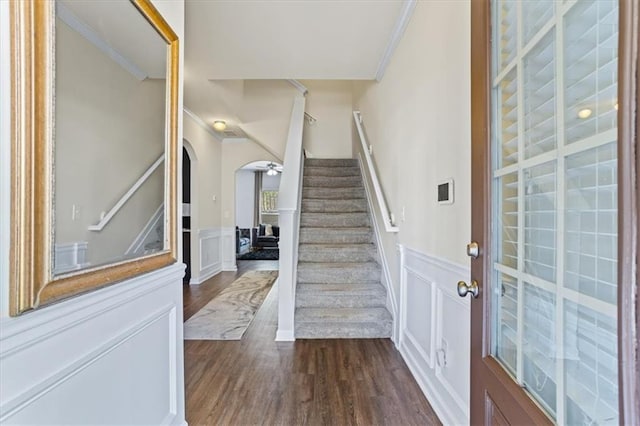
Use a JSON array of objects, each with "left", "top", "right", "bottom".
[
  {"left": 213, "top": 120, "right": 226, "bottom": 132},
  {"left": 266, "top": 168, "right": 278, "bottom": 176},
  {"left": 614, "top": 102, "right": 619, "bottom": 111},
  {"left": 577, "top": 108, "right": 592, "bottom": 119}
]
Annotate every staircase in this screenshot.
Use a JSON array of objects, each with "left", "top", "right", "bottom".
[{"left": 295, "top": 158, "right": 393, "bottom": 339}]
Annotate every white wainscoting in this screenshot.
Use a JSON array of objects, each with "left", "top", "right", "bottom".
[
  {"left": 221, "top": 227, "right": 237, "bottom": 272},
  {"left": 190, "top": 228, "right": 222, "bottom": 285},
  {"left": 398, "top": 245, "right": 470, "bottom": 426},
  {"left": 53, "top": 241, "right": 90, "bottom": 275},
  {"left": 0, "top": 263, "right": 186, "bottom": 425}
]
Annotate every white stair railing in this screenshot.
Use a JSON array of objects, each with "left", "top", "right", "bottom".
[
  {"left": 353, "top": 111, "right": 399, "bottom": 233},
  {"left": 275, "top": 96, "right": 306, "bottom": 341},
  {"left": 88, "top": 154, "right": 164, "bottom": 231}
]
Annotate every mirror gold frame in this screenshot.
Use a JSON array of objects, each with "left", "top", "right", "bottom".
[{"left": 9, "top": 0, "right": 179, "bottom": 316}]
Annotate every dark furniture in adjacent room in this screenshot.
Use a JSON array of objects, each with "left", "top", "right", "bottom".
[{"left": 252, "top": 224, "right": 279, "bottom": 249}]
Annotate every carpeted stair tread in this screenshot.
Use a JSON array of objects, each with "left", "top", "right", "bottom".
[
  {"left": 296, "top": 307, "right": 392, "bottom": 323},
  {"left": 298, "top": 243, "right": 378, "bottom": 263},
  {"left": 305, "top": 158, "right": 358, "bottom": 167},
  {"left": 295, "top": 322, "right": 392, "bottom": 339},
  {"left": 297, "top": 262, "right": 381, "bottom": 284},
  {"left": 299, "top": 227, "right": 372, "bottom": 244},
  {"left": 304, "top": 166, "right": 360, "bottom": 177},
  {"left": 296, "top": 283, "right": 387, "bottom": 308},
  {"left": 303, "top": 175, "right": 363, "bottom": 188},
  {"left": 302, "top": 198, "right": 368, "bottom": 213},
  {"left": 300, "top": 212, "right": 370, "bottom": 227},
  {"left": 302, "top": 187, "right": 366, "bottom": 199}
]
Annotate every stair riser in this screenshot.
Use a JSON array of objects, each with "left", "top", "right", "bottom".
[
  {"left": 305, "top": 159, "right": 358, "bottom": 167},
  {"left": 301, "top": 199, "right": 368, "bottom": 213},
  {"left": 295, "top": 322, "right": 392, "bottom": 339},
  {"left": 304, "top": 167, "right": 360, "bottom": 177},
  {"left": 296, "top": 293, "right": 386, "bottom": 308},
  {"left": 297, "top": 267, "right": 380, "bottom": 284},
  {"left": 300, "top": 213, "right": 370, "bottom": 228},
  {"left": 303, "top": 187, "right": 365, "bottom": 199},
  {"left": 303, "top": 176, "right": 362, "bottom": 188},
  {"left": 299, "top": 229, "right": 372, "bottom": 244},
  {"left": 298, "top": 247, "right": 378, "bottom": 263}
]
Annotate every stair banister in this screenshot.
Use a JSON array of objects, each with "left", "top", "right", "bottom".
[
  {"left": 352, "top": 111, "right": 399, "bottom": 233},
  {"left": 88, "top": 154, "right": 164, "bottom": 232},
  {"left": 275, "top": 96, "right": 306, "bottom": 341}
]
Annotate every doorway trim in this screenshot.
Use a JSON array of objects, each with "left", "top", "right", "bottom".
[{"left": 182, "top": 139, "right": 199, "bottom": 284}]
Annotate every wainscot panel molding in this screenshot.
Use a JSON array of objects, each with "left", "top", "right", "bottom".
[
  {"left": 221, "top": 227, "right": 237, "bottom": 272},
  {"left": 190, "top": 228, "right": 222, "bottom": 285},
  {"left": 397, "top": 245, "right": 470, "bottom": 426},
  {"left": 0, "top": 263, "right": 186, "bottom": 425}
]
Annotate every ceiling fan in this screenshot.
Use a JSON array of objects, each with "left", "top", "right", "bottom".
[{"left": 255, "top": 162, "right": 283, "bottom": 176}]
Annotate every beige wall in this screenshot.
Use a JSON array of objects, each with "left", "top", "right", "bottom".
[
  {"left": 238, "top": 80, "right": 299, "bottom": 159},
  {"left": 221, "top": 142, "right": 279, "bottom": 228},
  {"left": 353, "top": 0, "right": 471, "bottom": 266},
  {"left": 301, "top": 80, "right": 354, "bottom": 158},
  {"left": 54, "top": 20, "right": 165, "bottom": 266}
]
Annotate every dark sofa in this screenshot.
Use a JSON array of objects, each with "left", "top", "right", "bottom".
[{"left": 251, "top": 224, "right": 279, "bottom": 249}]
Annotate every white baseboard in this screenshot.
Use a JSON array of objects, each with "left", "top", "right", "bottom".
[{"left": 275, "top": 329, "right": 295, "bottom": 341}]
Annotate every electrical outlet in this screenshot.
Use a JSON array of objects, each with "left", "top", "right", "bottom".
[
  {"left": 71, "top": 204, "right": 80, "bottom": 221},
  {"left": 212, "top": 195, "right": 217, "bottom": 202},
  {"left": 401, "top": 206, "right": 406, "bottom": 222}
]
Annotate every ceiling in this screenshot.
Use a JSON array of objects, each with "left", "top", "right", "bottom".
[{"left": 185, "top": 0, "right": 409, "bottom": 80}]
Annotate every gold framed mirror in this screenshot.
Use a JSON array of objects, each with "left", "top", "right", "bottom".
[{"left": 9, "top": 0, "right": 179, "bottom": 315}]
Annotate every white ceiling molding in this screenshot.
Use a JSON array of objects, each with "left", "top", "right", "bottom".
[
  {"left": 287, "top": 80, "right": 308, "bottom": 96},
  {"left": 374, "top": 0, "right": 417, "bottom": 82},
  {"left": 183, "top": 108, "right": 222, "bottom": 142},
  {"left": 56, "top": 2, "right": 147, "bottom": 81}
]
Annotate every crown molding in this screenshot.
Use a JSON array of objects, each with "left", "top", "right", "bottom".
[
  {"left": 375, "top": 0, "right": 417, "bottom": 82},
  {"left": 56, "top": 2, "right": 147, "bottom": 81},
  {"left": 183, "top": 108, "right": 222, "bottom": 142},
  {"left": 287, "top": 79, "right": 308, "bottom": 96}
]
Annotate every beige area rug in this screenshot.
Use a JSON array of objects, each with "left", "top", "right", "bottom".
[{"left": 184, "top": 270, "right": 278, "bottom": 340}]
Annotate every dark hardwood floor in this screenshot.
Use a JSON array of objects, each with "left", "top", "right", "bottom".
[{"left": 184, "top": 260, "right": 441, "bottom": 426}]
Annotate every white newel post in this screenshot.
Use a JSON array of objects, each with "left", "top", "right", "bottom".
[{"left": 275, "top": 96, "right": 306, "bottom": 341}]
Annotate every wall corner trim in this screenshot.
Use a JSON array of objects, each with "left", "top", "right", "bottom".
[{"left": 374, "top": 0, "right": 417, "bottom": 82}]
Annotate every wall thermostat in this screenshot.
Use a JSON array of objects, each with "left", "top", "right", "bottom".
[{"left": 438, "top": 179, "right": 454, "bottom": 205}]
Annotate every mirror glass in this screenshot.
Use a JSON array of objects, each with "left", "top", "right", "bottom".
[{"left": 53, "top": 0, "right": 168, "bottom": 276}]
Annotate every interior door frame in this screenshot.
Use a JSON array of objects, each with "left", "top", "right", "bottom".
[{"left": 469, "top": 0, "right": 640, "bottom": 423}]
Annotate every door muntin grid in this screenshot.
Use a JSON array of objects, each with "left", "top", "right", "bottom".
[{"left": 490, "top": 1, "right": 619, "bottom": 424}]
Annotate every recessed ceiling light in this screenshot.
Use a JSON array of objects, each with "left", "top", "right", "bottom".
[
  {"left": 577, "top": 108, "right": 592, "bottom": 119},
  {"left": 213, "top": 120, "right": 226, "bottom": 131}
]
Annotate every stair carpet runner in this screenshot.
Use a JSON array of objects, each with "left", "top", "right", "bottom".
[{"left": 295, "top": 158, "right": 392, "bottom": 339}]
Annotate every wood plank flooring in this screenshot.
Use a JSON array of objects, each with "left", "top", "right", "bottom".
[{"left": 184, "top": 260, "right": 441, "bottom": 426}]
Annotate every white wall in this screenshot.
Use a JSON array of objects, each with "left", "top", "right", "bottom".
[
  {"left": 235, "top": 170, "right": 255, "bottom": 229},
  {"left": 301, "top": 80, "right": 354, "bottom": 158},
  {"left": 0, "top": 1, "right": 186, "bottom": 424},
  {"left": 352, "top": 1, "right": 471, "bottom": 423},
  {"left": 353, "top": 0, "right": 471, "bottom": 267}
]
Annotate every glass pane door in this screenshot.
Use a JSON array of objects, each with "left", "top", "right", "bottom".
[{"left": 490, "top": 1, "right": 619, "bottom": 423}]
